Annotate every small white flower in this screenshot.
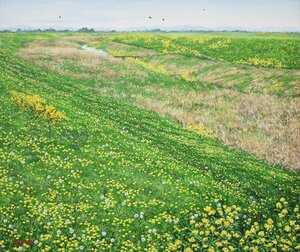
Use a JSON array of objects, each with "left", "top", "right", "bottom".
[
  {"left": 168, "top": 219, "right": 172, "bottom": 223},
  {"left": 96, "top": 239, "right": 100, "bottom": 243},
  {"left": 141, "top": 237, "right": 146, "bottom": 242},
  {"left": 20, "top": 181, "right": 24, "bottom": 185},
  {"left": 100, "top": 195, "right": 105, "bottom": 199},
  {"left": 38, "top": 205, "right": 42, "bottom": 209},
  {"left": 9, "top": 177, "right": 13, "bottom": 181},
  {"left": 122, "top": 201, "right": 126, "bottom": 206},
  {"left": 134, "top": 214, "right": 139, "bottom": 218},
  {"left": 101, "top": 231, "right": 106, "bottom": 237},
  {"left": 47, "top": 175, "right": 51, "bottom": 179},
  {"left": 191, "top": 216, "right": 195, "bottom": 220},
  {"left": 44, "top": 152, "right": 48, "bottom": 156},
  {"left": 14, "top": 229, "right": 17, "bottom": 233},
  {"left": 152, "top": 229, "right": 156, "bottom": 233},
  {"left": 58, "top": 179, "right": 63, "bottom": 183},
  {"left": 71, "top": 170, "right": 75, "bottom": 173},
  {"left": 110, "top": 238, "right": 115, "bottom": 243},
  {"left": 147, "top": 229, "right": 152, "bottom": 234},
  {"left": 73, "top": 234, "right": 76, "bottom": 238},
  {"left": 79, "top": 246, "right": 84, "bottom": 250},
  {"left": 78, "top": 186, "right": 82, "bottom": 190},
  {"left": 3, "top": 219, "right": 8, "bottom": 223},
  {"left": 57, "top": 230, "right": 61, "bottom": 235},
  {"left": 124, "top": 192, "right": 129, "bottom": 197},
  {"left": 34, "top": 240, "right": 38, "bottom": 245},
  {"left": 140, "top": 214, "right": 144, "bottom": 219},
  {"left": 174, "top": 220, "right": 178, "bottom": 224},
  {"left": 69, "top": 228, "right": 74, "bottom": 234},
  {"left": 47, "top": 222, "right": 51, "bottom": 226}
]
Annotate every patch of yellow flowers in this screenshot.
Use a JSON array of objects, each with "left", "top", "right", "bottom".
[
  {"left": 169, "top": 199, "right": 299, "bottom": 252},
  {"left": 186, "top": 124, "right": 217, "bottom": 138},
  {"left": 10, "top": 90, "right": 69, "bottom": 123},
  {"left": 236, "top": 58, "right": 285, "bottom": 68},
  {"left": 126, "top": 58, "right": 170, "bottom": 76},
  {"left": 126, "top": 58, "right": 198, "bottom": 83},
  {"left": 209, "top": 39, "right": 231, "bottom": 49}
]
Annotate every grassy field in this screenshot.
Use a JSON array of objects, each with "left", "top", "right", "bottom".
[
  {"left": 16, "top": 32, "right": 300, "bottom": 169},
  {"left": 112, "top": 33, "right": 300, "bottom": 69},
  {"left": 0, "top": 32, "right": 300, "bottom": 251}
]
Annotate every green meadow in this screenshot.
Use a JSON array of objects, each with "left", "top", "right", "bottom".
[{"left": 0, "top": 32, "right": 299, "bottom": 251}]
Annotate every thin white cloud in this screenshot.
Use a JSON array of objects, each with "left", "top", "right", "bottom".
[{"left": 0, "top": 0, "right": 299, "bottom": 31}]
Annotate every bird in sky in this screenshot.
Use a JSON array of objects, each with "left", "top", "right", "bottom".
[
  {"left": 203, "top": 9, "right": 206, "bottom": 11},
  {"left": 149, "top": 16, "right": 152, "bottom": 19},
  {"left": 162, "top": 18, "right": 165, "bottom": 21},
  {"left": 59, "top": 16, "right": 62, "bottom": 18}
]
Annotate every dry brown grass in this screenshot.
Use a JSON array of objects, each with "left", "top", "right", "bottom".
[
  {"left": 125, "top": 85, "right": 300, "bottom": 170},
  {"left": 16, "top": 38, "right": 148, "bottom": 80}
]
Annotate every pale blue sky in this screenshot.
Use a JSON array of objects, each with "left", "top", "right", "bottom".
[{"left": 0, "top": 0, "right": 299, "bottom": 31}]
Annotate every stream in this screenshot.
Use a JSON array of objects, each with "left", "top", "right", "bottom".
[{"left": 81, "top": 45, "right": 112, "bottom": 58}]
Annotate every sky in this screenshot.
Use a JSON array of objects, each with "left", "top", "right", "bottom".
[{"left": 0, "top": 0, "right": 299, "bottom": 31}]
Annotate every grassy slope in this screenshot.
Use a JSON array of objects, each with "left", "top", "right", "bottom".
[
  {"left": 0, "top": 33, "right": 299, "bottom": 251},
  {"left": 86, "top": 35, "right": 300, "bottom": 169}
]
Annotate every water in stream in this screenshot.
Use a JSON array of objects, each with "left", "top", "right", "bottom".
[{"left": 81, "top": 45, "right": 112, "bottom": 58}]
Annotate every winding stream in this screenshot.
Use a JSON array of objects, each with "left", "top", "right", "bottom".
[{"left": 81, "top": 45, "right": 112, "bottom": 58}]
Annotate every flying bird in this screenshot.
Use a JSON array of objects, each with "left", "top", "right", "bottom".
[
  {"left": 149, "top": 16, "right": 152, "bottom": 19},
  {"left": 59, "top": 16, "right": 62, "bottom": 18},
  {"left": 162, "top": 18, "right": 165, "bottom": 21},
  {"left": 203, "top": 9, "right": 206, "bottom": 11}
]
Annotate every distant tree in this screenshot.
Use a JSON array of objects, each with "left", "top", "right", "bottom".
[
  {"left": 146, "top": 29, "right": 166, "bottom": 33},
  {"left": 77, "top": 27, "right": 95, "bottom": 33},
  {"left": 44, "top": 28, "right": 56, "bottom": 32}
]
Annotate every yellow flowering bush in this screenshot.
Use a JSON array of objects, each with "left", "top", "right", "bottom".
[{"left": 10, "top": 90, "right": 69, "bottom": 123}]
